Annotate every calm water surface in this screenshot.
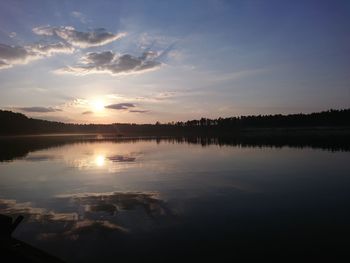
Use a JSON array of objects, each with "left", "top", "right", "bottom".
[{"left": 1, "top": 137, "right": 350, "bottom": 261}]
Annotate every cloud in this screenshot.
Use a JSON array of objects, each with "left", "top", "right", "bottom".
[
  {"left": 55, "top": 50, "right": 162, "bottom": 76},
  {"left": 0, "top": 44, "right": 36, "bottom": 68},
  {"left": 17, "top": 106, "right": 62, "bottom": 113},
  {"left": 71, "top": 11, "right": 89, "bottom": 24},
  {"left": 27, "top": 42, "right": 74, "bottom": 56},
  {"left": 82, "top": 110, "right": 93, "bottom": 115},
  {"left": 82, "top": 50, "right": 115, "bottom": 65},
  {"left": 137, "top": 33, "right": 178, "bottom": 51},
  {"left": 129, "top": 110, "right": 149, "bottom": 113},
  {"left": 9, "top": 32, "right": 17, "bottom": 38},
  {"left": 33, "top": 26, "right": 126, "bottom": 48},
  {"left": 104, "top": 103, "right": 148, "bottom": 113},
  {"left": 105, "top": 103, "right": 135, "bottom": 110},
  {"left": 63, "top": 98, "right": 89, "bottom": 108},
  {"left": 0, "top": 60, "right": 11, "bottom": 69},
  {"left": 0, "top": 42, "right": 73, "bottom": 69},
  {"left": 132, "top": 92, "right": 179, "bottom": 105}
]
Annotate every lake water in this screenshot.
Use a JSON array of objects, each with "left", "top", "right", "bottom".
[{"left": 1, "top": 136, "right": 350, "bottom": 261}]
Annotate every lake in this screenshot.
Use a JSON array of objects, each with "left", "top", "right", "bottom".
[{"left": 1, "top": 136, "right": 350, "bottom": 261}]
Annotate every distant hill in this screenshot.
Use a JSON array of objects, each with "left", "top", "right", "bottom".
[{"left": 0, "top": 109, "right": 349, "bottom": 135}]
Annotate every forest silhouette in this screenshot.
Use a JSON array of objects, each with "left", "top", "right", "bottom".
[{"left": 1, "top": 108, "right": 349, "bottom": 135}]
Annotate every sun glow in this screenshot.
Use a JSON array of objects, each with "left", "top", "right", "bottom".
[
  {"left": 92, "top": 100, "right": 105, "bottom": 112},
  {"left": 95, "top": 155, "right": 105, "bottom": 167}
]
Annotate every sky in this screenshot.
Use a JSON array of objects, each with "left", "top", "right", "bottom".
[{"left": 0, "top": 0, "right": 349, "bottom": 124}]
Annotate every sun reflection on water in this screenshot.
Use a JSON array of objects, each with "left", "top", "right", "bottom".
[
  {"left": 95, "top": 155, "right": 105, "bottom": 167},
  {"left": 23, "top": 142, "right": 143, "bottom": 172}
]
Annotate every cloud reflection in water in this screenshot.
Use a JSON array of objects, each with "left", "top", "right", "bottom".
[
  {"left": 0, "top": 191, "right": 174, "bottom": 242},
  {"left": 107, "top": 155, "right": 136, "bottom": 163}
]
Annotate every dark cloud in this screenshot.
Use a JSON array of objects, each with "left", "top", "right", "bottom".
[
  {"left": 55, "top": 51, "right": 162, "bottom": 76},
  {"left": 129, "top": 110, "right": 149, "bottom": 113},
  {"left": 82, "top": 110, "right": 93, "bottom": 115},
  {"left": 105, "top": 103, "right": 148, "bottom": 113},
  {"left": 0, "top": 42, "right": 73, "bottom": 69},
  {"left": 33, "top": 26, "right": 126, "bottom": 48},
  {"left": 17, "top": 107, "right": 62, "bottom": 113},
  {"left": 0, "top": 44, "right": 28, "bottom": 61},
  {"left": 105, "top": 103, "right": 135, "bottom": 110},
  {"left": 82, "top": 51, "right": 115, "bottom": 65},
  {"left": 0, "top": 44, "right": 33, "bottom": 68}
]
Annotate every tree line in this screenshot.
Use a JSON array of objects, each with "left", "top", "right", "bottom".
[{"left": 0, "top": 108, "right": 349, "bottom": 135}]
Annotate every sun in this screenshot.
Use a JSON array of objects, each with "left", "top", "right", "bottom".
[{"left": 92, "top": 100, "right": 105, "bottom": 112}]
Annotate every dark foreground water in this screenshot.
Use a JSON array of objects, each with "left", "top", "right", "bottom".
[{"left": 1, "top": 136, "right": 350, "bottom": 261}]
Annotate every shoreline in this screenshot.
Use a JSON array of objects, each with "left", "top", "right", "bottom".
[{"left": 0, "top": 126, "right": 349, "bottom": 138}]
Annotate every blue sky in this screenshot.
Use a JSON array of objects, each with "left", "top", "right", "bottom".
[{"left": 0, "top": 0, "right": 349, "bottom": 123}]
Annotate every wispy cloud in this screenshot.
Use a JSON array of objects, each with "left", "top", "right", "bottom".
[
  {"left": 135, "top": 92, "right": 178, "bottom": 102},
  {"left": 28, "top": 42, "right": 74, "bottom": 56},
  {"left": 71, "top": 11, "right": 89, "bottom": 24},
  {"left": 17, "top": 106, "right": 62, "bottom": 113},
  {"left": 0, "top": 60, "right": 11, "bottom": 69},
  {"left": 82, "top": 110, "right": 93, "bottom": 115},
  {"left": 63, "top": 98, "right": 89, "bottom": 108},
  {"left": 33, "top": 26, "right": 126, "bottom": 48},
  {"left": 137, "top": 32, "right": 178, "bottom": 50},
  {"left": 55, "top": 50, "right": 162, "bottom": 76},
  {"left": 9, "top": 32, "right": 16, "bottom": 38}
]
